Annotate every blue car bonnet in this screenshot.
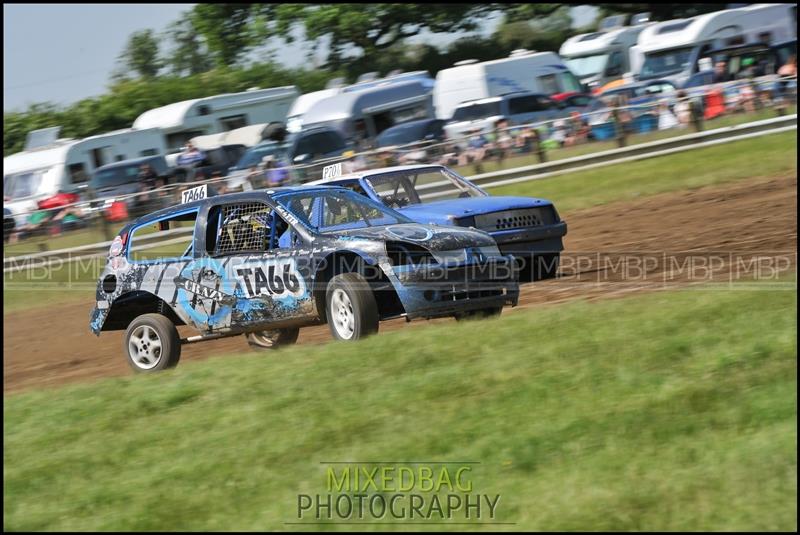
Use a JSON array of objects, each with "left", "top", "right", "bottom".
[{"left": 399, "top": 196, "right": 553, "bottom": 225}]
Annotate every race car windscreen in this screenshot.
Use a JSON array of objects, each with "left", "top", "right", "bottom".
[
  {"left": 365, "top": 168, "right": 483, "bottom": 209},
  {"left": 277, "top": 189, "right": 414, "bottom": 233}
]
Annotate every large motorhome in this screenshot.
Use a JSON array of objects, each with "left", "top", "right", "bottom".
[
  {"left": 3, "top": 126, "right": 166, "bottom": 223},
  {"left": 560, "top": 13, "right": 654, "bottom": 91},
  {"left": 299, "top": 80, "right": 435, "bottom": 144},
  {"left": 632, "top": 3, "right": 797, "bottom": 86},
  {"left": 132, "top": 86, "right": 299, "bottom": 153},
  {"left": 433, "top": 50, "right": 583, "bottom": 120},
  {"left": 285, "top": 71, "right": 436, "bottom": 134}
]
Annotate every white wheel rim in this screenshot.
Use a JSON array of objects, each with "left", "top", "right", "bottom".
[
  {"left": 128, "top": 325, "right": 163, "bottom": 370},
  {"left": 330, "top": 288, "right": 355, "bottom": 340}
]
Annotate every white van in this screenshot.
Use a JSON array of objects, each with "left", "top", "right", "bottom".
[
  {"left": 3, "top": 126, "right": 166, "bottom": 223},
  {"left": 560, "top": 13, "right": 654, "bottom": 91},
  {"left": 632, "top": 3, "right": 797, "bottom": 87},
  {"left": 433, "top": 50, "right": 583, "bottom": 120}
]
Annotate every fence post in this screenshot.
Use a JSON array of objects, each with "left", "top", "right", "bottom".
[
  {"left": 533, "top": 128, "right": 547, "bottom": 163},
  {"left": 612, "top": 108, "right": 627, "bottom": 148},
  {"left": 690, "top": 98, "right": 704, "bottom": 132}
]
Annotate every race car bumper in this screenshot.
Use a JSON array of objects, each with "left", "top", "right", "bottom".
[
  {"left": 383, "top": 255, "right": 520, "bottom": 320},
  {"left": 490, "top": 221, "right": 568, "bottom": 254}
]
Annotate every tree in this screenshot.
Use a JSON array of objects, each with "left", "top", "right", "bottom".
[
  {"left": 190, "top": 4, "right": 257, "bottom": 67},
  {"left": 164, "top": 18, "right": 214, "bottom": 76},
  {"left": 117, "top": 29, "right": 163, "bottom": 79},
  {"left": 494, "top": 5, "right": 574, "bottom": 53}
]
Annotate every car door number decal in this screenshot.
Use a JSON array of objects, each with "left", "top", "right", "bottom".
[{"left": 235, "top": 259, "right": 304, "bottom": 299}]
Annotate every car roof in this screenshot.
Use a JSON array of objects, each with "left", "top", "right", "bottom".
[
  {"left": 126, "top": 185, "right": 350, "bottom": 228},
  {"left": 309, "top": 164, "right": 446, "bottom": 185}
]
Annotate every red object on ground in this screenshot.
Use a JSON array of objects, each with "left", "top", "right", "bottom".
[
  {"left": 704, "top": 89, "right": 726, "bottom": 120},
  {"left": 106, "top": 201, "right": 129, "bottom": 222},
  {"left": 37, "top": 192, "right": 79, "bottom": 210}
]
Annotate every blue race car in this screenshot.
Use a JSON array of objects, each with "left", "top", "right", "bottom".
[
  {"left": 90, "top": 183, "right": 519, "bottom": 372},
  {"left": 313, "top": 164, "right": 567, "bottom": 281}
]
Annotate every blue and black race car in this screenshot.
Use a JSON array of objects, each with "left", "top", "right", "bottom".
[
  {"left": 90, "top": 183, "right": 519, "bottom": 372},
  {"left": 313, "top": 164, "right": 567, "bottom": 281}
]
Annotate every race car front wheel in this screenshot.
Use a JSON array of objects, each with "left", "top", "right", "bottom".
[
  {"left": 326, "top": 272, "right": 379, "bottom": 341},
  {"left": 246, "top": 328, "right": 300, "bottom": 351},
  {"left": 124, "top": 313, "right": 181, "bottom": 373}
]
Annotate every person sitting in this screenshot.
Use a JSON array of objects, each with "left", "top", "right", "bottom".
[
  {"left": 712, "top": 61, "right": 731, "bottom": 84},
  {"left": 176, "top": 141, "right": 206, "bottom": 167}
]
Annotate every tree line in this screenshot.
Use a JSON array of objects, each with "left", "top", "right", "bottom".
[{"left": 4, "top": 3, "right": 723, "bottom": 156}]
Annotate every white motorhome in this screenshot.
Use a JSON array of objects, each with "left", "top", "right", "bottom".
[
  {"left": 3, "top": 126, "right": 166, "bottom": 223},
  {"left": 632, "top": 3, "right": 797, "bottom": 86},
  {"left": 132, "top": 86, "right": 299, "bottom": 153},
  {"left": 285, "top": 71, "right": 436, "bottom": 134},
  {"left": 300, "top": 80, "right": 435, "bottom": 143},
  {"left": 560, "top": 13, "right": 654, "bottom": 91},
  {"left": 433, "top": 50, "right": 583, "bottom": 120}
]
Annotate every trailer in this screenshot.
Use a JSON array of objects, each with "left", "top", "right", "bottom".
[
  {"left": 632, "top": 3, "right": 797, "bottom": 86},
  {"left": 560, "top": 13, "right": 654, "bottom": 92},
  {"left": 3, "top": 126, "right": 167, "bottom": 224},
  {"left": 132, "top": 86, "right": 299, "bottom": 153}
]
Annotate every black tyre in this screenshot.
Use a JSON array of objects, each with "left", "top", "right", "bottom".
[
  {"left": 326, "top": 272, "right": 379, "bottom": 341},
  {"left": 124, "top": 313, "right": 181, "bottom": 373},
  {"left": 246, "top": 328, "right": 300, "bottom": 351},
  {"left": 455, "top": 306, "right": 503, "bottom": 322}
]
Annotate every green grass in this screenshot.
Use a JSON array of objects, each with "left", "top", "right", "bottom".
[
  {"left": 451, "top": 105, "right": 797, "bottom": 177},
  {"left": 4, "top": 284, "right": 797, "bottom": 531},
  {"left": 489, "top": 130, "right": 797, "bottom": 213}
]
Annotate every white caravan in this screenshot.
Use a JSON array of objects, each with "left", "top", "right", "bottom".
[
  {"left": 285, "top": 71, "right": 436, "bottom": 134},
  {"left": 632, "top": 3, "right": 797, "bottom": 86},
  {"left": 3, "top": 126, "right": 166, "bottom": 223},
  {"left": 433, "top": 50, "right": 583, "bottom": 120},
  {"left": 560, "top": 13, "right": 654, "bottom": 91},
  {"left": 133, "top": 86, "right": 299, "bottom": 153}
]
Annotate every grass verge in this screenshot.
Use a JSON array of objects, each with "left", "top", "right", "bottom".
[
  {"left": 4, "top": 284, "right": 797, "bottom": 531},
  {"left": 488, "top": 130, "right": 797, "bottom": 213}
]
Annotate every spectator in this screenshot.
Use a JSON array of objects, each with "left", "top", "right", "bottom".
[
  {"left": 778, "top": 54, "right": 797, "bottom": 78},
  {"left": 264, "top": 156, "right": 289, "bottom": 187},
  {"left": 657, "top": 99, "right": 679, "bottom": 130},
  {"left": 737, "top": 82, "right": 756, "bottom": 113},
  {"left": 138, "top": 163, "right": 159, "bottom": 190},
  {"left": 176, "top": 141, "right": 206, "bottom": 167},
  {"left": 565, "top": 112, "right": 591, "bottom": 146},
  {"left": 712, "top": 61, "right": 730, "bottom": 84},
  {"left": 674, "top": 90, "right": 691, "bottom": 127},
  {"left": 549, "top": 120, "right": 567, "bottom": 148},
  {"left": 463, "top": 128, "right": 488, "bottom": 167},
  {"left": 493, "top": 119, "right": 513, "bottom": 165}
]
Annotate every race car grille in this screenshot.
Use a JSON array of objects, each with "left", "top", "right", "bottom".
[{"left": 471, "top": 207, "right": 557, "bottom": 232}]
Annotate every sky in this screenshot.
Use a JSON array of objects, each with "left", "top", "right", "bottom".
[{"left": 3, "top": 4, "right": 598, "bottom": 112}]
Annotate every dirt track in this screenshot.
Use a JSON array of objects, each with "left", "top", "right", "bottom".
[{"left": 4, "top": 174, "right": 796, "bottom": 393}]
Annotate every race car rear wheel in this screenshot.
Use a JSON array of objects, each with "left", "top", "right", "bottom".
[
  {"left": 246, "top": 328, "right": 300, "bottom": 351},
  {"left": 326, "top": 272, "right": 379, "bottom": 341},
  {"left": 124, "top": 313, "right": 181, "bottom": 373},
  {"left": 455, "top": 306, "right": 503, "bottom": 321}
]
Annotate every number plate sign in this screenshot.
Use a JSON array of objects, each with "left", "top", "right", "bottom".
[
  {"left": 322, "top": 163, "right": 343, "bottom": 180},
  {"left": 181, "top": 184, "right": 207, "bottom": 204}
]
